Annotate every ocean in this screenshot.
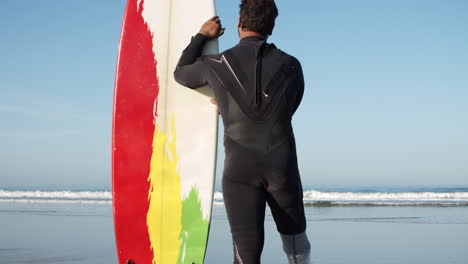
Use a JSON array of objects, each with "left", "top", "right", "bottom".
[
  {"left": 1, "top": 185, "right": 468, "bottom": 263},
  {"left": 3, "top": 185, "right": 468, "bottom": 206}
]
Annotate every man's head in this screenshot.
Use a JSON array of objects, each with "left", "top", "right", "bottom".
[{"left": 238, "top": 0, "right": 278, "bottom": 38}]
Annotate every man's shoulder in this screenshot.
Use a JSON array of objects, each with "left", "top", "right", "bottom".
[
  {"left": 214, "top": 42, "right": 302, "bottom": 69},
  {"left": 219, "top": 44, "right": 241, "bottom": 56},
  {"left": 276, "top": 47, "right": 300, "bottom": 64},
  {"left": 264, "top": 44, "right": 302, "bottom": 69}
]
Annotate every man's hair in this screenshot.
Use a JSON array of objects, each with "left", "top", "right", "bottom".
[{"left": 239, "top": 0, "right": 278, "bottom": 36}]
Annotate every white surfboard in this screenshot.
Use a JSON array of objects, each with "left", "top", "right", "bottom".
[{"left": 112, "top": 0, "right": 219, "bottom": 263}]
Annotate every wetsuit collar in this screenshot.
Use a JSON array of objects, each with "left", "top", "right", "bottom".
[{"left": 240, "top": 36, "right": 266, "bottom": 43}]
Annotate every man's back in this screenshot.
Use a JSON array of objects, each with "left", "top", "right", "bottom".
[{"left": 174, "top": 34, "right": 304, "bottom": 154}]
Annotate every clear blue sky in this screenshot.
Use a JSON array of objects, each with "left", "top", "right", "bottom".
[{"left": 1, "top": 0, "right": 467, "bottom": 190}]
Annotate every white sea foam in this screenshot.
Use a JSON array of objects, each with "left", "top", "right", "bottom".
[
  {"left": 213, "top": 192, "right": 224, "bottom": 206},
  {"left": 0, "top": 198, "right": 112, "bottom": 204},
  {"left": 212, "top": 190, "right": 468, "bottom": 206},
  {"left": 302, "top": 190, "right": 468, "bottom": 206},
  {"left": 2, "top": 189, "right": 468, "bottom": 206},
  {"left": 303, "top": 190, "right": 468, "bottom": 201},
  {"left": 0, "top": 190, "right": 111, "bottom": 203}
]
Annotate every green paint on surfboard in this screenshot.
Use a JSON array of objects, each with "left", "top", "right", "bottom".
[{"left": 178, "top": 186, "right": 210, "bottom": 264}]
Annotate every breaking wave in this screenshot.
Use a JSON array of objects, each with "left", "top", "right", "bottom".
[
  {"left": 0, "top": 190, "right": 112, "bottom": 203},
  {"left": 213, "top": 190, "right": 468, "bottom": 207},
  {"left": 2, "top": 188, "right": 468, "bottom": 206}
]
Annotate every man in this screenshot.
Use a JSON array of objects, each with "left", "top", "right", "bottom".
[{"left": 174, "top": 1, "right": 310, "bottom": 263}]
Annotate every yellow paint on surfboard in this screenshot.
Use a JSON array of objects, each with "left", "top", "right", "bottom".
[{"left": 147, "top": 114, "right": 182, "bottom": 264}]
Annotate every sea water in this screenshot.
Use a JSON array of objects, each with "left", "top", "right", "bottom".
[
  {"left": 3, "top": 185, "right": 468, "bottom": 206},
  {"left": 1, "top": 185, "right": 467, "bottom": 263}
]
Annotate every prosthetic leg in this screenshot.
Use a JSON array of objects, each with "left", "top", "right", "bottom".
[{"left": 280, "top": 231, "right": 311, "bottom": 264}]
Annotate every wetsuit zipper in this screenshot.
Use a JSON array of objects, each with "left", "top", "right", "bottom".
[{"left": 254, "top": 42, "right": 266, "bottom": 106}]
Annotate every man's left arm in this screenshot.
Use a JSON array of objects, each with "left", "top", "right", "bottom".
[{"left": 292, "top": 60, "right": 305, "bottom": 116}]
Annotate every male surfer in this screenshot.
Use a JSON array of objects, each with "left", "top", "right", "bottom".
[{"left": 174, "top": 1, "right": 310, "bottom": 263}]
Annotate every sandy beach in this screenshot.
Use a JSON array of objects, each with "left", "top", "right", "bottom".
[{"left": 1, "top": 200, "right": 467, "bottom": 264}]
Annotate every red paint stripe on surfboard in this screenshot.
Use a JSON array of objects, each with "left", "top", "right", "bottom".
[{"left": 112, "top": 0, "right": 159, "bottom": 263}]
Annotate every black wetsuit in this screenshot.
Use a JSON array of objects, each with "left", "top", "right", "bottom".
[{"left": 174, "top": 33, "right": 306, "bottom": 264}]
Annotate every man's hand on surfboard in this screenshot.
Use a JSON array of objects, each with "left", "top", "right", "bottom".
[{"left": 199, "top": 16, "right": 225, "bottom": 39}]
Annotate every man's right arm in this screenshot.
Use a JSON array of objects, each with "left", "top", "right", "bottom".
[
  {"left": 173, "top": 16, "right": 225, "bottom": 89},
  {"left": 173, "top": 33, "right": 210, "bottom": 89},
  {"left": 292, "top": 60, "right": 305, "bottom": 116}
]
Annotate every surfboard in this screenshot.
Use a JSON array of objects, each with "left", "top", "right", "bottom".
[{"left": 112, "top": 0, "right": 219, "bottom": 263}]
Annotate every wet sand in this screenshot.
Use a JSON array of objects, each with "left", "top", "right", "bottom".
[{"left": 1, "top": 202, "right": 467, "bottom": 263}]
